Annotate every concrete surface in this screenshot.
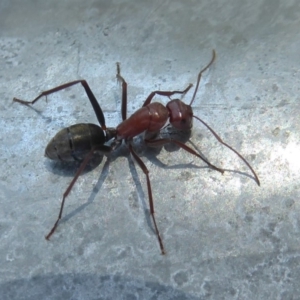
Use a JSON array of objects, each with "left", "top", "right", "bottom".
[{"left": 1, "top": 0, "right": 300, "bottom": 299}]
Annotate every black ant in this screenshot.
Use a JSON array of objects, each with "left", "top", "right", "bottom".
[{"left": 13, "top": 50, "right": 260, "bottom": 254}]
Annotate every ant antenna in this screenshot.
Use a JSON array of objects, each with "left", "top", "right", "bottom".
[
  {"left": 193, "top": 115, "right": 260, "bottom": 186},
  {"left": 189, "top": 49, "right": 216, "bottom": 106}
]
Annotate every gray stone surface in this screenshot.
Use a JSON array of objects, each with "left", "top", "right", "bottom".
[{"left": 1, "top": 0, "right": 299, "bottom": 299}]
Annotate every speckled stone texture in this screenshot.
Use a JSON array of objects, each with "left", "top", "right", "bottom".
[{"left": 1, "top": 0, "right": 299, "bottom": 299}]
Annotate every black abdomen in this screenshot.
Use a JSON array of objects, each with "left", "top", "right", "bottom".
[{"left": 45, "top": 123, "right": 106, "bottom": 161}]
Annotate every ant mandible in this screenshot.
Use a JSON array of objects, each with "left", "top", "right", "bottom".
[{"left": 13, "top": 50, "right": 260, "bottom": 255}]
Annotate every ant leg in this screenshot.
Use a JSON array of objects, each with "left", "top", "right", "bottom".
[
  {"left": 128, "top": 143, "right": 165, "bottom": 255},
  {"left": 193, "top": 115, "right": 260, "bottom": 186},
  {"left": 143, "top": 84, "right": 193, "bottom": 107},
  {"left": 115, "top": 63, "right": 193, "bottom": 115},
  {"left": 145, "top": 138, "right": 224, "bottom": 174},
  {"left": 143, "top": 50, "right": 216, "bottom": 108},
  {"left": 13, "top": 80, "right": 107, "bottom": 129},
  {"left": 45, "top": 144, "right": 111, "bottom": 240},
  {"left": 116, "top": 63, "right": 127, "bottom": 121}
]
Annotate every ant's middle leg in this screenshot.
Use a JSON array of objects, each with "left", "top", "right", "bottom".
[
  {"left": 145, "top": 137, "right": 224, "bottom": 174},
  {"left": 13, "top": 80, "right": 107, "bottom": 129},
  {"left": 128, "top": 143, "right": 166, "bottom": 255}
]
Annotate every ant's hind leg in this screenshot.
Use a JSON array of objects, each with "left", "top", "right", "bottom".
[{"left": 45, "top": 145, "right": 111, "bottom": 240}]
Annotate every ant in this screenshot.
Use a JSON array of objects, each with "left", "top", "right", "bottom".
[{"left": 13, "top": 50, "right": 260, "bottom": 255}]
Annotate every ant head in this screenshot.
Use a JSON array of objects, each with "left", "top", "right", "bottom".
[{"left": 166, "top": 99, "right": 193, "bottom": 130}]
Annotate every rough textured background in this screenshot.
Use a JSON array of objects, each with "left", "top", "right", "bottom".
[{"left": 1, "top": 0, "right": 299, "bottom": 299}]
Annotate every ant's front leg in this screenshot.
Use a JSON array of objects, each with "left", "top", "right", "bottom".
[
  {"left": 143, "top": 84, "right": 193, "bottom": 107},
  {"left": 13, "top": 80, "right": 107, "bottom": 129},
  {"left": 128, "top": 143, "right": 165, "bottom": 255},
  {"left": 116, "top": 63, "right": 193, "bottom": 111}
]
